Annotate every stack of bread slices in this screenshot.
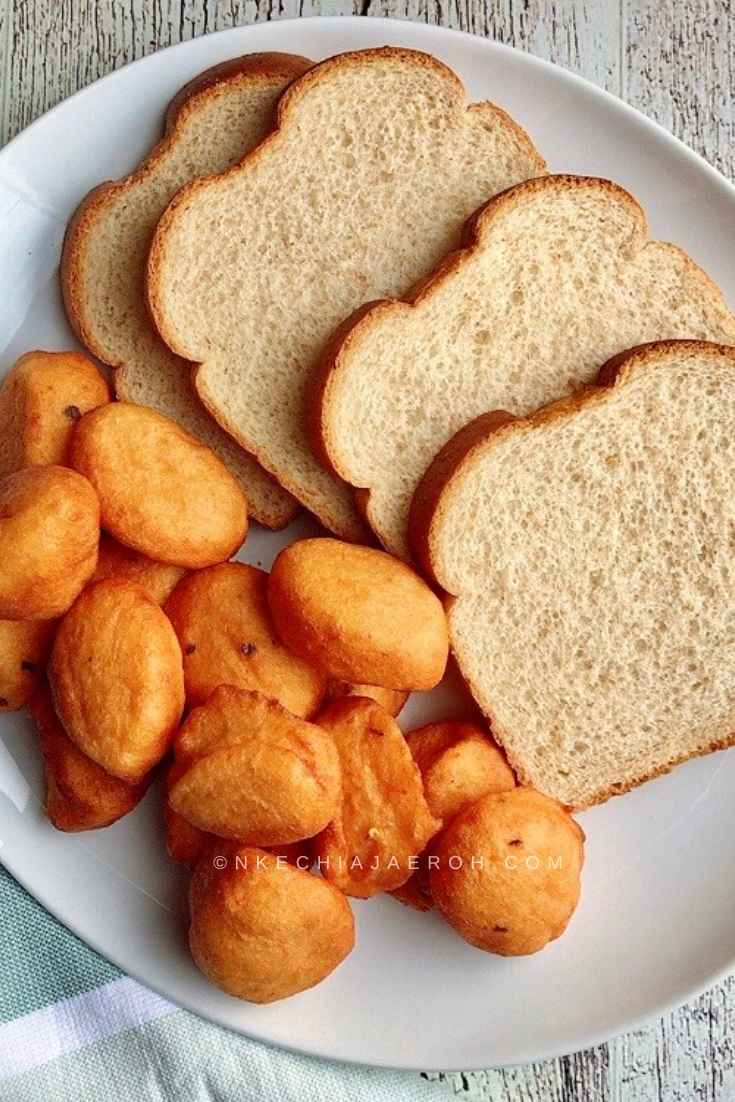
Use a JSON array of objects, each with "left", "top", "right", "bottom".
[{"left": 63, "top": 46, "right": 735, "bottom": 809}]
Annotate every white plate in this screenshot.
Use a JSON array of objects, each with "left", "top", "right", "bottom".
[{"left": 2, "top": 15, "right": 735, "bottom": 1073}]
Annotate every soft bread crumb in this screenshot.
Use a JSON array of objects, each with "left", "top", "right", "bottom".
[
  {"left": 320, "top": 175, "right": 735, "bottom": 559},
  {"left": 426, "top": 342, "right": 735, "bottom": 808},
  {"left": 147, "top": 47, "right": 545, "bottom": 540}
]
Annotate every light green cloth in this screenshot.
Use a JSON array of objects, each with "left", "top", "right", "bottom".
[{"left": 0, "top": 866, "right": 452, "bottom": 1100}]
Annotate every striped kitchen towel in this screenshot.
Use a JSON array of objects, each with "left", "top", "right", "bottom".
[{"left": 0, "top": 865, "right": 451, "bottom": 1101}]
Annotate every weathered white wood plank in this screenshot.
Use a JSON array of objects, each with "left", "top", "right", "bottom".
[
  {"left": 625, "top": 0, "right": 735, "bottom": 181},
  {"left": 617, "top": 8, "right": 735, "bottom": 1093},
  {"left": 0, "top": 0, "right": 10, "bottom": 149},
  {"left": 0, "top": 0, "right": 622, "bottom": 143},
  {"left": 3, "top": 3, "right": 735, "bottom": 1100},
  {"left": 0, "top": 0, "right": 364, "bottom": 142},
  {"left": 610, "top": 977, "right": 735, "bottom": 1102},
  {"left": 361, "top": 0, "right": 621, "bottom": 92}
]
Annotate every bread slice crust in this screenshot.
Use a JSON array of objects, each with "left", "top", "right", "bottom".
[
  {"left": 315, "top": 174, "right": 735, "bottom": 559},
  {"left": 62, "top": 52, "right": 311, "bottom": 529},
  {"left": 147, "top": 46, "right": 545, "bottom": 542},
  {"left": 413, "top": 339, "right": 735, "bottom": 807}
]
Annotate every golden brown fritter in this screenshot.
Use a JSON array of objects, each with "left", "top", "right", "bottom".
[
  {"left": 268, "top": 538, "right": 448, "bottom": 690},
  {"left": 164, "top": 563, "right": 325, "bottom": 713},
  {"left": 92, "top": 533, "right": 186, "bottom": 605},
  {"left": 0, "top": 466, "right": 99, "bottom": 620},
  {"left": 169, "top": 686, "right": 340, "bottom": 846},
  {"left": 324, "top": 679, "right": 408, "bottom": 716},
  {"left": 0, "top": 619, "right": 55, "bottom": 711},
  {"left": 430, "top": 787, "right": 584, "bottom": 956},
  {"left": 406, "top": 720, "right": 516, "bottom": 824},
  {"left": 31, "top": 682, "right": 148, "bottom": 831},
  {"left": 69, "top": 402, "right": 247, "bottom": 568},
  {"left": 0, "top": 350, "right": 109, "bottom": 475},
  {"left": 50, "top": 579, "right": 184, "bottom": 782},
  {"left": 189, "top": 845, "right": 354, "bottom": 1002},
  {"left": 313, "top": 698, "right": 440, "bottom": 898}
]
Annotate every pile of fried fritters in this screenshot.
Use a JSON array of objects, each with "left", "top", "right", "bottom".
[{"left": 0, "top": 350, "right": 584, "bottom": 1003}]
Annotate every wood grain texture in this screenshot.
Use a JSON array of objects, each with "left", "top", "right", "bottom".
[
  {"left": 626, "top": 0, "right": 735, "bottom": 181},
  {"left": 2, "top": 1, "right": 735, "bottom": 1098}
]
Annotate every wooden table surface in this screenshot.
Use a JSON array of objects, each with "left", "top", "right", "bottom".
[{"left": 1, "top": 2, "right": 734, "bottom": 1099}]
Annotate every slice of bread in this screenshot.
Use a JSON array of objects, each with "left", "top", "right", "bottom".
[
  {"left": 62, "top": 53, "right": 311, "bottom": 530},
  {"left": 146, "top": 46, "right": 545, "bottom": 541},
  {"left": 315, "top": 175, "right": 735, "bottom": 559},
  {"left": 412, "top": 340, "right": 735, "bottom": 808}
]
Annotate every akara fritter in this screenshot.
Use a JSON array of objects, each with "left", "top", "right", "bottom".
[
  {"left": 165, "top": 762, "right": 313, "bottom": 870},
  {"left": 0, "top": 619, "right": 55, "bottom": 710},
  {"left": 164, "top": 563, "right": 326, "bottom": 713},
  {"left": 390, "top": 871, "right": 433, "bottom": 913},
  {"left": 268, "top": 538, "right": 448, "bottom": 690},
  {"left": 391, "top": 721, "right": 516, "bottom": 912},
  {"left": 50, "top": 579, "right": 184, "bottom": 782},
  {"left": 189, "top": 845, "right": 354, "bottom": 1003},
  {"left": 313, "top": 698, "right": 440, "bottom": 898},
  {"left": 0, "top": 350, "right": 109, "bottom": 475},
  {"left": 165, "top": 760, "right": 210, "bottom": 867},
  {"left": 92, "top": 533, "right": 186, "bottom": 605},
  {"left": 169, "top": 686, "right": 340, "bottom": 846},
  {"left": 69, "top": 402, "right": 247, "bottom": 568},
  {"left": 31, "top": 682, "right": 147, "bottom": 831},
  {"left": 430, "top": 787, "right": 584, "bottom": 956},
  {"left": 406, "top": 721, "right": 516, "bottom": 824},
  {"left": 0, "top": 465, "right": 99, "bottom": 620}
]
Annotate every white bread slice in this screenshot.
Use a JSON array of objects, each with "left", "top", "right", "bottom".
[
  {"left": 412, "top": 340, "right": 735, "bottom": 808},
  {"left": 62, "top": 53, "right": 311, "bottom": 529},
  {"left": 316, "top": 175, "right": 735, "bottom": 559},
  {"left": 146, "top": 46, "right": 545, "bottom": 541}
]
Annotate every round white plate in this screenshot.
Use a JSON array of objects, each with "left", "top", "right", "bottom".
[{"left": 2, "top": 15, "right": 735, "bottom": 1073}]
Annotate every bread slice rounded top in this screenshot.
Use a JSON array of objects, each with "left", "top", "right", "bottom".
[
  {"left": 146, "top": 45, "right": 545, "bottom": 542},
  {"left": 62, "top": 52, "right": 311, "bottom": 529},
  {"left": 315, "top": 173, "right": 735, "bottom": 559},
  {"left": 413, "top": 339, "right": 735, "bottom": 807}
]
